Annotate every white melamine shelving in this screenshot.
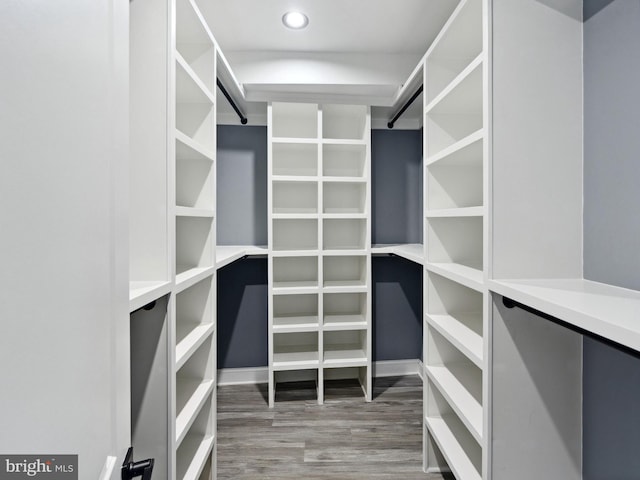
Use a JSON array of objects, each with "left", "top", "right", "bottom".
[
  {"left": 215, "top": 245, "right": 267, "bottom": 270},
  {"left": 421, "top": 0, "right": 487, "bottom": 478},
  {"left": 268, "top": 102, "right": 371, "bottom": 407},
  {"left": 371, "top": 244, "right": 425, "bottom": 265}
]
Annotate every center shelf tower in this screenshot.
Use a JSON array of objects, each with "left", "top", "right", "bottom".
[{"left": 267, "top": 102, "right": 372, "bottom": 407}]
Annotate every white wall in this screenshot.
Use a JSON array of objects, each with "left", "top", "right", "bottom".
[{"left": 0, "top": 1, "right": 130, "bottom": 477}]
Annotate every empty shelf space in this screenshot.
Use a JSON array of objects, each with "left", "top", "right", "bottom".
[
  {"left": 176, "top": 433, "right": 215, "bottom": 480},
  {"left": 323, "top": 218, "right": 367, "bottom": 251},
  {"left": 323, "top": 347, "right": 367, "bottom": 366},
  {"left": 426, "top": 263, "right": 484, "bottom": 292},
  {"left": 273, "top": 315, "right": 320, "bottom": 333},
  {"left": 426, "top": 313, "right": 483, "bottom": 367},
  {"left": 323, "top": 255, "right": 367, "bottom": 291},
  {"left": 175, "top": 206, "right": 214, "bottom": 217},
  {"left": 425, "top": 129, "right": 483, "bottom": 168},
  {"left": 272, "top": 181, "right": 318, "bottom": 214},
  {"left": 425, "top": 415, "right": 482, "bottom": 480},
  {"left": 271, "top": 143, "right": 318, "bottom": 176},
  {"left": 323, "top": 181, "right": 367, "bottom": 214},
  {"left": 489, "top": 278, "right": 640, "bottom": 352},
  {"left": 175, "top": 266, "right": 215, "bottom": 293},
  {"left": 176, "top": 130, "right": 215, "bottom": 162},
  {"left": 322, "top": 104, "right": 368, "bottom": 140},
  {"left": 175, "top": 53, "right": 215, "bottom": 105},
  {"left": 175, "top": 0, "right": 215, "bottom": 92},
  {"left": 323, "top": 143, "right": 367, "bottom": 178},
  {"left": 425, "top": 55, "right": 483, "bottom": 116},
  {"left": 323, "top": 314, "right": 367, "bottom": 331},
  {"left": 273, "top": 347, "right": 319, "bottom": 370},
  {"left": 271, "top": 103, "right": 318, "bottom": 139},
  {"left": 175, "top": 378, "right": 214, "bottom": 445},
  {"left": 176, "top": 323, "right": 215, "bottom": 370},
  {"left": 426, "top": 363, "right": 483, "bottom": 442},
  {"left": 272, "top": 282, "right": 319, "bottom": 295},
  {"left": 129, "top": 280, "right": 172, "bottom": 312},
  {"left": 272, "top": 218, "right": 318, "bottom": 252}
]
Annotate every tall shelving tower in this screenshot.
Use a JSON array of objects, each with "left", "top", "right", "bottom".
[
  {"left": 422, "top": 1, "right": 488, "bottom": 479},
  {"left": 267, "top": 102, "right": 372, "bottom": 407},
  {"left": 173, "top": 0, "right": 218, "bottom": 477}
]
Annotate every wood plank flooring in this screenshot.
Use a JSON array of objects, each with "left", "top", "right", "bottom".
[{"left": 217, "top": 375, "right": 452, "bottom": 479}]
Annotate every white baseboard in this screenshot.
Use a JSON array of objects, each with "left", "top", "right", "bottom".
[{"left": 218, "top": 359, "right": 423, "bottom": 386}]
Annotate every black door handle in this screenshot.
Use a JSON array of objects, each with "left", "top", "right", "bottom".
[{"left": 122, "top": 447, "right": 154, "bottom": 480}]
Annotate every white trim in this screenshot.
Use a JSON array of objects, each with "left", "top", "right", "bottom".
[{"left": 218, "top": 359, "right": 422, "bottom": 386}]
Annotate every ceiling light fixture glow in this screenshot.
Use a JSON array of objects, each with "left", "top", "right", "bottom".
[{"left": 282, "top": 11, "right": 309, "bottom": 29}]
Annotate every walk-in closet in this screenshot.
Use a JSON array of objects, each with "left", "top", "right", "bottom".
[{"left": 2, "top": 1, "right": 640, "bottom": 480}]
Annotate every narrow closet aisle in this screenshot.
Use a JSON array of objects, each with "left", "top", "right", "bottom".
[{"left": 216, "top": 377, "right": 449, "bottom": 480}]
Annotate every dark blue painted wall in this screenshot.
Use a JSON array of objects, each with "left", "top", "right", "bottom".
[
  {"left": 372, "top": 129, "right": 423, "bottom": 244},
  {"left": 217, "top": 126, "right": 423, "bottom": 369},
  {"left": 583, "top": 2, "right": 640, "bottom": 478}
]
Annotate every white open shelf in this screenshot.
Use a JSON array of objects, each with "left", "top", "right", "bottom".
[
  {"left": 271, "top": 102, "right": 318, "bottom": 139},
  {"left": 215, "top": 245, "right": 267, "bottom": 270},
  {"left": 175, "top": 377, "right": 215, "bottom": 446},
  {"left": 273, "top": 181, "right": 318, "bottom": 214},
  {"left": 426, "top": 263, "right": 484, "bottom": 292},
  {"left": 323, "top": 181, "right": 367, "bottom": 214},
  {"left": 176, "top": 433, "right": 215, "bottom": 480},
  {"left": 323, "top": 255, "right": 367, "bottom": 292},
  {"left": 272, "top": 218, "right": 318, "bottom": 252},
  {"left": 426, "top": 129, "right": 484, "bottom": 168},
  {"left": 273, "top": 256, "right": 319, "bottom": 293},
  {"left": 323, "top": 330, "right": 367, "bottom": 367},
  {"left": 323, "top": 143, "right": 367, "bottom": 178},
  {"left": 129, "top": 281, "right": 172, "bottom": 313},
  {"left": 322, "top": 104, "right": 368, "bottom": 141},
  {"left": 426, "top": 207, "right": 484, "bottom": 218},
  {"left": 489, "top": 278, "right": 640, "bottom": 352},
  {"left": 271, "top": 142, "right": 318, "bottom": 176},
  {"left": 175, "top": 0, "right": 215, "bottom": 94},
  {"left": 175, "top": 277, "right": 214, "bottom": 369},
  {"left": 425, "top": 415, "right": 482, "bottom": 480},
  {"left": 371, "top": 243, "right": 424, "bottom": 265},
  {"left": 323, "top": 218, "right": 367, "bottom": 251},
  {"left": 175, "top": 265, "right": 215, "bottom": 293},
  {"left": 427, "top": 313, "right": 483, "bottom": 368}
]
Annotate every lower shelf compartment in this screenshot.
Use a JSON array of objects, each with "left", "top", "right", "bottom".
[
  {"left": 176, "top": 433, "right": 215, "bottom": 480},
  {"left": 323, "top": 347, "right": 367, "bottom": 366},
  {"left": 425, "top": 415, "right": 481, "bottom": 480}
]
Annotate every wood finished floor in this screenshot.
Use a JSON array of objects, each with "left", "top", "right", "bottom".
[{"left": 217, "top": 375, "right": 452, "bottom": 479}]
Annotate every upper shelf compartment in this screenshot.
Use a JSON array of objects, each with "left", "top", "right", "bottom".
[
  {"left": 271, "top": 103, "right": 318, "bottom": 139},
  {"left": 322, "top": 105, "right": 368, "bottom": 141},
  {"left": 175, "top": 0, "right": 215, "bottom": 94},
  {"left": 425, "top": 0, "right": 483, "bottom": 104}
]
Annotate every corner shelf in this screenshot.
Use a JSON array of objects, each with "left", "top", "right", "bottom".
[
  {"left": 215, "top": 245, "right": 267, "bottom": 270},
  {"left": 129, "top": 281, "right": 172, "bottom": 313}
]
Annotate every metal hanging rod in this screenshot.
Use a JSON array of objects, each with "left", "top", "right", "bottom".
[
  {"left": 216, "top": 78, "right": 248, "bottom": 125},
  {"left": 387, "top": 84, "right": 423, "bottom": 129}
]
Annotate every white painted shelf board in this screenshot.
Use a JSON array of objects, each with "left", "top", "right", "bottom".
[
  {"left": 426, "top": 364, "right": 483, "bottom": 443},
  {"left": 321, "top": 249, "right": 369, "bottom": 257},
  {"left": 176, "top": 433, "right": 215, "bottom": 480},
  {"left": 323, "top": 314, "right": 367, "bottom": 331},
  {"left": 175, "top": 52, "right": 215, "bottom": 105},
  {"left": 324, "top": 280, "right": 367, "bottom": 289},
  {"left": 273, "top": 316, "right": 319, "bottom": 333},
  {"left": 426, "top": 313, "right": 483, "bottom": 368},
  {"left": 129, "top": 280, "right": 172, "bottom": 312},
  {"left": 425, "top": 129, "right": 483, "bottom": 168},
  {"left": 426, "top": 263, "right": 484, "bottom": 292},
  {"left": 322, "top": 138, "right": 367, "bottom": 146},
  {"left": 426, "top": 206, "right": 484, "bottom": 218},
  {"left": 323, "top": 285, "right": 368, "bottom": 295},
  {"left": 323, "top": 347, "right": 367, "bottom": 366},
  {"left": 175, "top": 206, "right": 215, "bottom": 218},
  {"left": 372, "top": 244, "right": 424, "bottom": 265},
  {"left": 273, "top": 347, "right": 319, "bottom": 370},
  {"left": 273, "top": 281, "right": 319, "bottom": 294},
  {"left": 216, "top": 245, "right": 267, "bottom": 269},
  {"left": 423, "top": 0, "right": 480, "bottom": 61},
  {"left": 272, "top": 213, "right": 319, "bottom": 220},
  {"left": 425, "top": 415, "right": 481, "bottom": 480},
  {"left": 175, "top": 266, "right": 215, "bottom": 293},
  {"left": 271, "top": 250, "right": 319, "bottom": 258},
  {"left": 175, "top": 378, "right": 214, "bottom": 446},
  {"left": 176, "top": 130, "right": 215, "bottom": 162},
  {"left": 489, "top": 278, "right": 640, "bottom": 352},
  {"left": 322, "top": 213, "right": 367, "bottom": 220},
  {"left": 271, "top": 137, "right": 317, "bottom": 144},
  {"left": 425, "top": 54, "right": 483, "bottom": 115},
  {"left": 176, "top": 323, "right": 215, "bottom": 370},
  {"left": 322, "top": 176, "right": 367, "bottom": 184},
  {"left": 272, "top": 175, "right": 319, "bottom": 183}
]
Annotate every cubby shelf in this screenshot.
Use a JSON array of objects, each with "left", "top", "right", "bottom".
[
  {"left": 426, "top": 263, "right": 484, "bottom": 292},
  {"left": 175, "top": 53, "right": 216, "bottom": 106},
  {"left": 215, "top": 245, "right": 267, "bottom": 269},
  {"left": 425, "top": 55, "right": 483, "bottom": 116},
  {"left": 176, "top": 433, "right": 215, "bottom": 480},
  {"left": 175, "top": 266, "right": 215, "bottom": 293},
  {"left": 426, "top": 364, "right": 483, "bottom": 443},
  {"left": 175, "top": 206, "right": 215, "bottom": 218},
  {"left": 425, "top": 129, "right": 483, "bottom": 168},
  {"left": 176, "top": 323, "right": 215, "bottom": 370},
  {"left": 425, "top": 415, "right": 482, "bottom": 480},
  {"left": 175, "top": 379, "right": 215, "bottom": 446},
  {"left": 268, "top": 101, "right": 371, "bottom": 407},
  {"left": 372, "top": 243, "right": 425, "bottom": 265},
  {"left": 426, "top": 313, "right": 483, "bottom": 368},
  {"left": 176, "top": 130, "right": 215, "bottom": 162},
  {"left": 426, "top": 207, "right": 484, "bottom": 218}
]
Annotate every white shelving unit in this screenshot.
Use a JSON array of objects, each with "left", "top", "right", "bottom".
[
  {"left": 268, "top": 102, "right": 372, "bottom": 407},
  {"left": 421, "top": 1, "right": 487, "bottom": 479},
  {"left": 172, "top": 0, "right": 217, "bottom": 477}
]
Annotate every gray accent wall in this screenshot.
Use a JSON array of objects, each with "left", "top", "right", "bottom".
[
  {"left": 583, "top": 2, "right": 640, "bottom": 478},
  {"left": 372, "top": 129, "right": 423, "bottom": 244},
  {"left": 217, "top": 125, "right": 268, "bottom": 246}
]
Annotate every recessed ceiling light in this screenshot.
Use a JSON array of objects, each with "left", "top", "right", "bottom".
[{"left": 282, "top": 11, "right": 309, "bottom": 29}]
